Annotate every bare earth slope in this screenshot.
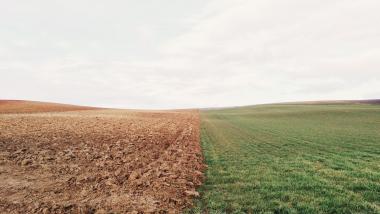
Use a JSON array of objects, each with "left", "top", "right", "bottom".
[
  {"left": 0, "top": 102, "right": 204, "bottom": 213},
  {"left": 0, "top": 100, "right": 98, "bottom": 114}
]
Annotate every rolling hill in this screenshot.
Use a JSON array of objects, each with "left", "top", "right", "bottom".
[{"left": 0, "top": 100, "right": 98, "bottom": 114}]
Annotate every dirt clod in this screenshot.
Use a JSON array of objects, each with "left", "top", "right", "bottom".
[
  {"left": 21, "top": 159, "right": 33, "bottom": 166},
  {"left": 184, "top": 190, "right": 200, "bottom": 197}
]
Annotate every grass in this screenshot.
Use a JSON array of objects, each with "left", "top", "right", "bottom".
[{"left": 191, "top": 104, "right": 380, "bottom": 213}]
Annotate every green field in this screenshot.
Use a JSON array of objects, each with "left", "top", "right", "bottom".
[{"left": 192, "top": 104, "right": 380, "bottom": 213}]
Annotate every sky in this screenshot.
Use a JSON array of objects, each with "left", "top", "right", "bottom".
[{"left": 1, "top": 0, "right": 379, "bottom": 109}]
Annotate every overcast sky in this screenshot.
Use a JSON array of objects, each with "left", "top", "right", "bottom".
[{"left": 1, "top": 0, "right": 379, "bottom": 109}]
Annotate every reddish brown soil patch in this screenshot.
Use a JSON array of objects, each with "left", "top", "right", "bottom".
[
  {"left": 0, "top": 109, "right": 204, "bottom": 213},
  {"left": 0, "top": 100, "right": 98, "bottom": 114}
]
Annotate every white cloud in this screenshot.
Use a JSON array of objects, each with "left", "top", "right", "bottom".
[{"left": 1, "top": 0, "right": 379, "bottom": 109}]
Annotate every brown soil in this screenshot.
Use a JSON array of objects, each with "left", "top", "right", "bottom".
[
  {"left": 0, "top": 103, "right": 204, "bottom": 213},
  {"left": 0, "top": 100, "right": 98, "bottom": 114}
]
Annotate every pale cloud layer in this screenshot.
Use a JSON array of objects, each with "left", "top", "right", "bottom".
[{"left": 1, "top": 0, "right": 379, "bottom": 109}]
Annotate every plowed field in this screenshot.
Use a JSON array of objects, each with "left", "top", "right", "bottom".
[
  {"left": 0, "top": 102, "right": 204, "bottom": 213},
  {"left": 0, "top": 100, "right": 97, "bottom": 114}
]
